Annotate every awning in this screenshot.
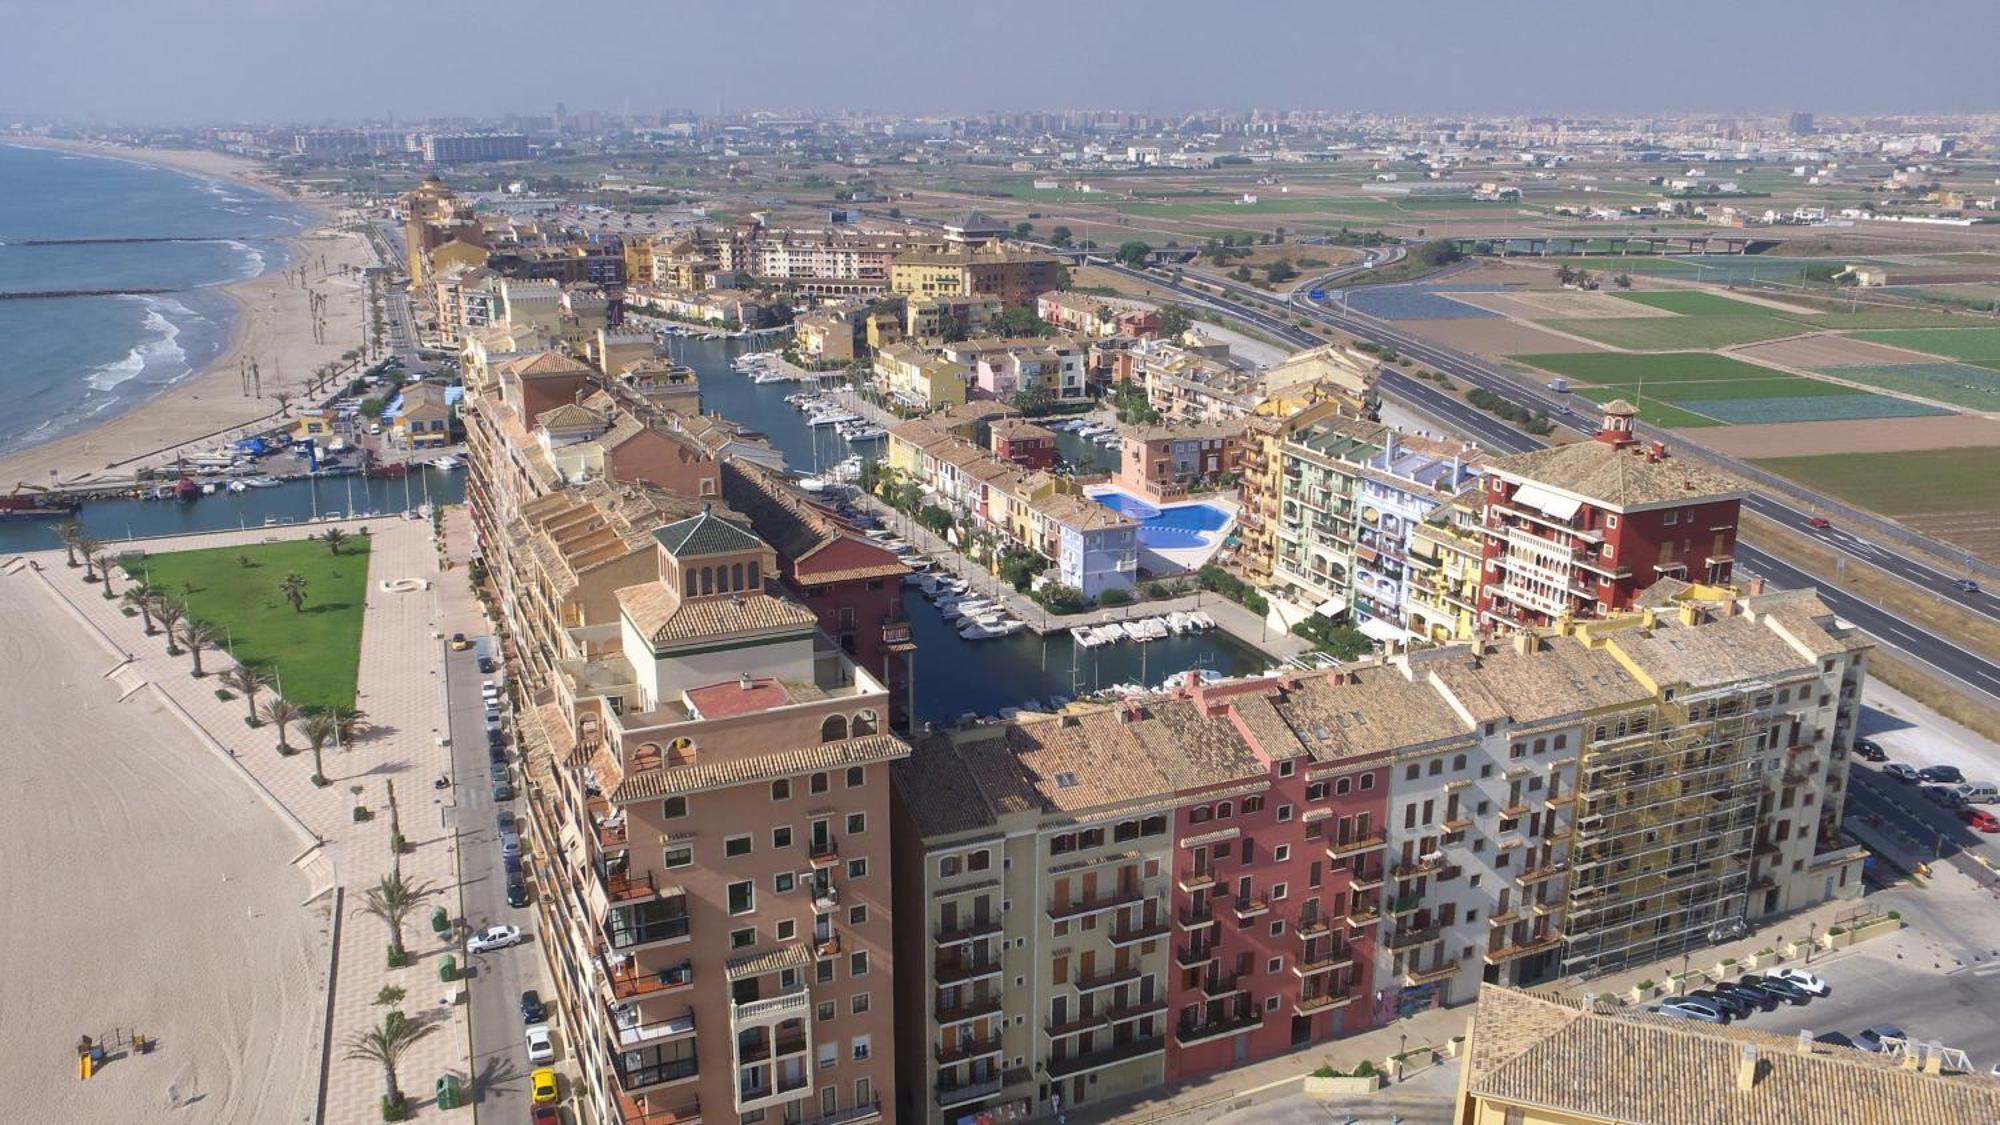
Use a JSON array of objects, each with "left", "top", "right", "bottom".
[
  {"left": 1357, "top": 616, "right": 1408, "bottom": 643},
  {"left": 1511, "top": 483, "right": 1583, "bottom": 521},
  {"left": 1315, "top": 597, "right": 1348, "bottom": 618}
]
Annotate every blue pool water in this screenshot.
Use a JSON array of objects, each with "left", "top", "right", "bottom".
[{"left": 1090, "top": 488, "right": 1231, "bottom": 549}]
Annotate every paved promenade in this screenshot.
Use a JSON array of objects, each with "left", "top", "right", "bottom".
[{"left": 17, "top": 515, "right": 473, "bottom": 1123}]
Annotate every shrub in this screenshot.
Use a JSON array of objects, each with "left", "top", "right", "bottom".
[
  {"left": 353, "top": 807, "right": 373, "bottom": 822},
  {"left": 381, "top": 1095, "right": 414, "bottom": 1122},
  {"left": 1097, "top": 588, "right": 1133, "bottom": 607},
  {"left": 1637, "top": 979, "right": 1656, "bottom": 992},
  {"left": 1352, "top": 1059, "right": 1377, "bottom": 1078},
  {"left": 1143, "top": 581, "right": 1172, "bottom": 599},
  {"left": 215, "top": 688, "right": 236, "bottom": 702},
  {"left": 1036, "top": 584, "right": 1085, "bottom": 615},
  {"left": 1311, "top": 1064, "right": 1339, "bottom": 1078},
  {"left": 1887, "top": 910, "right": 1901, "bottom": 921},
  {"left": 1196, "top": 564, "right": 1268, "bottom": 616},
  {"left": 374, "top": 985, "right": 405, "bottom": 1007},
  {"left": 385, "top": 945, "right": 413, "bottom": 969}
]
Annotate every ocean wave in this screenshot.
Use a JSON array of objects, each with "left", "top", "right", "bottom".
[
  {"left": 225, "top": 238, "right": 267, "bottom": 278},
  {"left": 85, "top": 296, "right": 194, "bottom": 391}
]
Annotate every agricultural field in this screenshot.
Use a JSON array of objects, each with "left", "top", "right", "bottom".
[
  {"left": 1817, "top": 363, "right": 2000, "bottom": 412},
  {"left": 1613, "top": 291, "right": 1777, "bottom": 316},
  {"left": 1538, "top": 314, "right": 1804, "bottom": 350},
  {"left": 1853, "top": 327, "right": 2000, "bottom": 368},
  {"left": 1519, "top": 351, "right": 1949, "bottom": 428},
  {"left": 1751, "top": 447, "right": 2000, "bottom": 560}
]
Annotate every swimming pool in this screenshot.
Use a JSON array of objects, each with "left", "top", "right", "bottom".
[{"left": 1089, "top": 488, "right": 1232, "bottom": 549}]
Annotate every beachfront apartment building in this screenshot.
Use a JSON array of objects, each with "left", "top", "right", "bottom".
[
  {"left": 401, "top": 174, "right": 479, "bottom": 291},
  {"left": 1476, "top": 401, "right": 1745, "bottom": 631},
  {"left": 1113, "top": 419, "right": 1246, "bottom": 505},
  {"left": 1236, "top": 392, "right": 1353, "bottom": 589},
  {"left": 513, "top": 509, "right": 903, "bottom": 1125},
  {"left": 433, "top": 264, "right": 503, "bottom": 346}
]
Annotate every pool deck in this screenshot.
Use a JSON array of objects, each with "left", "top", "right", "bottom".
[{"left": 1086, "top": 486, "right": 1240, "bottom": 575}]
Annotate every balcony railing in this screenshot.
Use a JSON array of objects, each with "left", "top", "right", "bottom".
[
  {"left": 1404, "top": 961, "right": 1459, "bottom": 985},
  {"left": 935, "top": 955, "right": 1004, "bottom": 987},
  {"left": 935, "top": 915, "right": 1004, "bottom": 945},
  {"left": 1347, "top": 866, "right": 1384, "bottom": 891},
  {"left": 935, "top": 1034, "right": 1004, "bottom": 1066},
  {"left": 1176, "top": 867, "right": 1218, "bottom": 893},
  {"left": 1199, "top": 972, "right": 1247, "bottom": 999},
  {"left": 1391, "top": 856, "right": 1443, "bottom": 880},
  {"left": 808, "top": 836, "right": 841, "bottom": 868},
  {"left": 1517, "top": 864, "right": 1567, "bottom": 887},
  {"left": 1178, "top": 904, "right": 1216, "bottom": 930},
  {"left": 1176, "top": 942, "right": 1217, "bottom": 969},
  {"left": 613, "top": 1052, "right": 700, "bottom": 1095},
  {"left": 1387, "top": 892, "right": 1425, "bottom": 917},
  {"left": 1293, "top": 951, "right": 1353, "bottom": 977},
  {"left": 811, "top": 884, "right": 841, "bottom": 912},
  {"left": 1484, "top": 931, "right": 1564, "bottom": 964},
  {"left": 1074, "top": 965, "right": 1144, "bottom": 994},
  {"left": 600, "top": 864, "right": 660, "bottom": 905},
  {"left": 615, "top": 1089, "right": 701, "bottom": 1125},
  {"left": 1176, "top": 1010, "right": 1263, "bottom": 1046},
  {"left": 1107, "top": 917, "right": 1170, "bottom": 947},
  {"left": 1385, "top": 923, "right": 1442, "bottom": 951},
  {"left": 935, "top": 992, "right": 1005, "bottom": 1026},
  {"left": 1045, "top": 1035, "right": 1166, "bottom": 1080},
  {"left": 611, "top": 1004, "right": 697, "bottom": 1050},
  {"left": 935, "top": 1075, "right": 1004, "bottom": 1109},
  {"left": 603, "top": 956, "right": 694, "bottom": 1001},
  {"left": 1048, "top": 887, "right": 1148, "bottom": 922},
  {"left": 1231, "top": 894, "right": 1273, "bottom": 920},
  {"left": 1327, "top": 832, "right": 1388, "bottom": 859},
  {"left": 1293, "top": 991, "right": 1350, "bottom": 1016},
  {"left": 730, "top": 986, "right": 811, "bottom": 1029}
]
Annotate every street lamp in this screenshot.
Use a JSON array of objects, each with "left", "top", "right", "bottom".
[
  {"left": 1679, "top": 950, "right": 1691, "bottom": 996},
  {"left": 1807, "top": 923, "right": 1817, "bottom": 964}
]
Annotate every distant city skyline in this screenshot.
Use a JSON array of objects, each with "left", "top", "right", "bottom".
[{"left": 3, "top": 0, "right": 1998, "bottom": 123}]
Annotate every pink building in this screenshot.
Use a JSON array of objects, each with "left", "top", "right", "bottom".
[{"left": 1114, "top": 419, "right": 1246, "bottom": 503}]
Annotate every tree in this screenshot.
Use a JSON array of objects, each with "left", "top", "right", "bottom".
[
  {"left": 1613, "top": 273, "right": 1634, "bottom": 290},
  {"left": 273, "top": 390, "right": 294, "bottom": 417},
  {"left": 221, "top": 666, "right": 274, "bottom": 723},
  {"left": 151, "top": 597, "right": 185, "bottom": 656},
  {"left": 1158, "top": 306, "right": 1193, "bottom": 339},
  {"left": 1556, "top": 264, "right": 1579, "bottom": 287},
  {"left": 1050, "top": 225, "right": 1073, "bottom": 247},
  {"left": 1419, "top": 240, "right": 1466, "bottom": 268},
  {"left": 1266, "top": 260, "right": 1298, "bottom": 284},
  {"left": 180, "top": 620, "right": 218, "bottom": 677},
  {"left": 53, "top": 520, "right": 82, "bottom": 567},
  {"left": 122, "top": 585, "right": 159, "bottom": 634},
  {"left": 357, "top": 397, "right": 387, "bottom": 419},
  {"left": 993, "top": 306, "right": 1050, "bottom": 337},
  {"left": 1013, "top": 222, "right": 1034, "bottom": 239},
  {"left": 343, "top": 1009, "right": 441, "bottom": 1114},
  {"left": 279, "top": 572, "right": 310, "bottom": 613},
  {"left": 262, "top": 697, "right": 302, "bottom": 754},
  {"left": 1012, "top": 386, "right": 1055, "bottom": 416},
  {"left": 303, "top": 713, "right": 336, "bottom": 785},
  {"left": 1115, "top": 240, "right": 1153, "bottom": 267},
  {"left": 323, "top": 527, "right": 351, "bottom": 556},
  {"left": 75, "top": 534, "right": 103, "bottom": 583},
  {"left": 360, "top": 867, "right": 438, "bottom": 964},
  {"left": 98, "top": 552, "right": 121, "bottom": 598},
  {"left": 331, "top": 705, "right": 369, "bottom": 747},
  {"left": 916, "top": 505, "right": 954, "bottom": 535}
]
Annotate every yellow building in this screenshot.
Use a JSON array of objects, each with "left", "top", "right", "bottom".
[
  {"left": 1456, "top": 986, "right": 2000, "bottom": 1124},
  {"left": 1404, "top": 494, "right": 1484, "bottom": 642},
  {"left": 1237, "top": 393, "right": 1350, "bottom": 586},
  {"left": 888, "top": 249, "right": 1062, "bottom": 309}
]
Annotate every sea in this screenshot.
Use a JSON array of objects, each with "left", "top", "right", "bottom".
[{"left": 0, "top": 142, "right": 307, "bottom": 456}]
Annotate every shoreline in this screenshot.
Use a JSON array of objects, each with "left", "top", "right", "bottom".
[{"left": 0, "top": 139, "right": 378, "bottom": 489}]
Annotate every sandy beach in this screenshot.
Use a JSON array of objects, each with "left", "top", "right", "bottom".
[
  {"left": 0, "top": 571, "right": 326, "bottom": 1122},
  {"left": 0, "top": 138, "right": 380, "bottom": 490}
]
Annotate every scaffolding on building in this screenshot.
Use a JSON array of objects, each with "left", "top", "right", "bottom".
[{"left": 1560, "top": 681, "right": 1775, "bottom": 976}]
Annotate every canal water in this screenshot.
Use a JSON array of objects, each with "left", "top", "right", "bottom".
[{"left": 12, "top": 331, "right": 1272, "bottom": 723}]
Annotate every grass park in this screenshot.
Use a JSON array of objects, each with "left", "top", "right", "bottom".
[
  {"left": 132, "top": 533, "right": 371, "bottom": 712},
  {"left": 1750, "top": 447, "right": 2000, "bottom": 517}
]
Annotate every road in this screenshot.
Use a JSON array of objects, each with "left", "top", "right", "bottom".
[{"left": 446, "top": 638, "right": 542, "bottom": 1117}]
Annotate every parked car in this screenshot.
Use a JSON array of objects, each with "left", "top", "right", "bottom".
[
  {"left": 1716, "top": 983, "right": 1780, "bottom": 1012},
  {"left": 1922, "top": 785, "right": 1964, "bottom": 808},
  {"left": 532, "top": 1067, "right": 559, "bottom": 1104},
  {"left": 1814, "top": 1030, "right": 1858, "bottom": 1049},
  {"left": 1954, "top": 781, "right": 2000, "bottom": 804},
  {"left": 504, "top": 853, "right": 522, "bottom": 875},
  {"left": 497, "top": 810, "right": 515, "bottom": 833},
  {"left": 1960, "top": 807, "right": 2000, "bottom": 833},
  {"left": 1767, "top": 968, "right": 1830, "bottom": 997},
  {"left": 525, "top": 1024, "right": 555, "bottom": 1065},
  {"left": 1739, "top": 974, "right": 1809, "bottom": 1004},
  {"left": 1921, "top": 764, "right": 1966, "bottom": 784},
  {"left": 466, "top": 925, "right": 523, "bottom": 954},
  {"left": 1854, "top": 738, "right": 1887, "bottom": 762},
  {"left": 481, "top": 680, "right": 501, "bottom": 700},
  {"left": 491, "top": 777, "right": 515, "bottom": 802},
  {"left": 1691, "top": 989, "right": 1753, "bottom": 1018},
  {"left": 449, "top": 632, "right": 471, "bottom": 651},
  {"left": 1855, "top": 1024, "right": 1908, "bottom": 1052},
  {"left": 507, "top": 873, "right": 530, "bottom": 908},
  {"left": 1884, "top": 763, "right": 1922, "bottom": 783},
  {"left": 478, "top": 657, "right": 496, "bottom": 673},
  {"left": 520, "top": 989, "right": 546, "bottom": 1023},
  {"left": 533, "top": 1107, "right": 559, "bottom": 1125},
  {"left": 500, "top": 831, "right": 521, "bottom": 858},
  {"left": 1658, "top": 997, "right": 1729, "bottom": 1023}
]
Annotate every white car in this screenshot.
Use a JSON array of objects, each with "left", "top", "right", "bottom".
[
  {"left": 481, "top": 681, "right": 501, "bottom": 699},
  {"left": 466, "top": 924, "right": 523, "bottom": 954},
  {"left": 525, "top": 1023, "right": 555, "bottom": 1064},
  {"left": 1767, "top": 967, "right": 1830, "bottom": 997}
]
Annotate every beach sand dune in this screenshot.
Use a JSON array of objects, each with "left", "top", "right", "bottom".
[{"left": 0, "top": 574, "right": 326, "bottom": 1122}]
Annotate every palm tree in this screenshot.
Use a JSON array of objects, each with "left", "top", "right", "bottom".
[
  {"left": 323, "top": 527, "right": 350, "bottom": 556},
  {"left": 75, "top": 534, "right": 103, "bottom": 583},
  {"left": 329, "top": 705, "right": 368, "bottom": 748},
  {"left": 121, "top": 586, "right": 158, "bottom": 634},
  {"left": 343, "top": 1009, "right": 440, "bottom": 1113},
  {"left": 150, "top": 597, "right": 185, "bottom": 656},
  {"left": 53, "top": 520, "right": 82, "bottom": 567},
  {"left": 180, "top": 620, "right": 218, "bottom": 677},
  {"left": 220, "top": 666, "right": 274, "bottom": 723},
  {"left": 262, "top": 697, "right": 302, "bottom": 753},
  {"left": 359, "top": 868, "right": 438, "bottom": 963},
  {"left": 303, "top": 712, "right": 336, "bottom": 784},
  {"left": 98, "top": 553, "right": 120, "bottom": 598},
  {"left": 278, "top": 572, "right": 309, "bottom": 613}
]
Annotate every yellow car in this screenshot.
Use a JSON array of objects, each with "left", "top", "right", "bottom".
[
  {"left": 449, "top": 632, "right": 472, "bottom": 651},
  {"left": 531, "top": 1067, "right": 559, "bottom": 1104}
]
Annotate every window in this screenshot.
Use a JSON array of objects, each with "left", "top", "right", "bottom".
[
  {"left": 847, "top": 766, "right": 865, "bottom": 788},
  {"left": 850, "top": 951, "right": 869, "bottom": 978},
  {"left": 818, "top": 1043, "right": 838, "bottom": 1071},
  {"left": 664, "top": 846, "right": 693, "bottom": 869},
  {"left": 725, "top": 834, "right": 753, "bottom": 858},
  {"left": 852, "top": 1034, "right": 872, "bottom": 1061},
  {"left": 817, "top": 1000, "right": 835, "bottom": 1022},
  {"left": 810, "top": 772, "right": 829, "bottom": 795},
  {"left": 939, "top": 855, "right": 961, "bottom": 878},
  {"left": 849, "top": 904, "right": 868, "bottom": 926},
  {"left": 1359, "top": 774, "right": 1375, "bottom": 791},
  {"left": 1309, "top": 861, "right": 1323, "bottom": 890},
  {"left": 1307, "top": 781, "right": 1326, "bottom": 801},
  {"left": 816, "top": 959, "right": 835, "bottom": 985},
  {"left": 1274, "top": 844, "right": 1291, "bottom": 863},
  {"left": 1335, "top": 777, "right": 1351, "bottom": 796},
  {"left": 1452, "top": 753, "right": 1466, "bottom": 771},
  {"left": 1606, "top": 515, "right": 1618, "bottom": 529},
  {"left": 1429, "top": 758, "right": 1443, "bottom": 776},
  {"left": 820, "top": 714, "right": 849, "bottom": 742},
  {"left": 1217, "top": 801, "right": 1233, "bottom": 819},
  {"left": 853, "top": 993, "right": 871, "bottom": 1014},
  {"left": 1276, "top": 804, "right": 1294, "bottom": 823},
  {"left": 1278, "top": 760, "right": 1295, "bottom": 778},
  {"left": 1272, "top": 882, "right": 1288, "bottom": 901},
  {"left": 1243, "top": 795, "right": 1265, "bottom": 815},
  {"left": 776, "top": 872, "right": 796, "bottom": 894},
  {"left": 1663, "top": 510, "right": 1678, "bottom": 526},
  {"left": 847, "top": 858, "right": 868, "bottom": 879},
  {"left": 728, "top": 881, "right": 755, "bottom": 914},
  {"left": 778, "top": 919, "right": 797, "bottom": 942},
  {"left": 771, "top": 779, "right": 791, "bottom": 801},
  {"left": 1188, "top": 806, "right": 1212, "bottom": 825},
  {"left": 774, "top": 826, "right": 793, "bottom": 849},
  {"left": 967, "top": 849, "right": 991, "bottom": 872},
  {"left": 1269, "top": 921, "right": 1285, "bottom": 938},
  {"left": 1405, "top": 764, "right": 1420, "bottom": 781},
  {"left": 662, "top": 796, "right": 688, "bottom": 819},
  {"left": 731, "top": 927, "right": 756, "bottom": 949},
  {"left": 1268, "top": 957, "right": 1283, "bottom": 974},
  {"left": 846, "top": 812, "right": 866, "bottom": 835}
]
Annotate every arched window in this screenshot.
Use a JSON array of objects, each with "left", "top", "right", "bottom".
[
  {"left": 667, "top": 736, "right": 695, "bottom": 765},
  {"left": 700, "top": 567, "right": 713, "bottom": 596},
  {"left": 852, "top": 709, "right": 879, "bottom": 736},
  {"left": 732, "top": 562, "right": 745, "bottom": 591},
  {"left": 684, "top": 568, "right": 697, "bottom": 597},
  {"left": 820, "top": 714, "right": 849, "bottom": 742},
  {"left": 747, "top": 561, "right": 760, "bottom": 589}
]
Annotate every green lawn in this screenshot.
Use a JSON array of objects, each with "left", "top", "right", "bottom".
[
  {"left": 1752, "top": 448, "right": 2000, "bottom": 515},
  {"left": 1574, "top": 386, "right": 1721, "bottom": 428},
  {"left": 1614, "top": 291, "right": 1774, "bottom": 316},
  {"left": 1853, "top": 327, "right": 2000, "bottom": 363},
  {"left": 132, "top": 535, "right": 371, "bottom": 712},
  {"left": 1539, "top": 314, "right": 1803, "bottom": 350},
  {"left": 1514, "top": 351, "right": 1783, "bottom": 386}
]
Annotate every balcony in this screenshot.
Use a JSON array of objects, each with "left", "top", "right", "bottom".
[
  {"left": 611, "top": 1003, "right": 697, "bottom": 1050},
  {"left": 729, "top": 986, "right": 811, "bottom": 1030},
  {"left": 1347, "top": 867, "right": 1384, "bottom": 892},
  {"left": 809, "top": 1103, "right": 885, "bottom": 1125},
  {"left": 1048, "top": 887, "right": 1148, "bottom": 923},
  {"left": 613, "top": 1052, "right": 701, "bottom": 1096},
  {"left": 1178, "top": 904, "right": 1217, "bottom": 930},
  {"left": 1442, "top": 815, "right": 1473, "bottom": 833},
  {"left": 935, "top": 955, "right": 1004, "bottom": 987},
  {"left": 1517, "top": 864, "right": 1567, "bottom": 887},
  {"left": 1108, "top": 917, "right": 1171, "bottom": 947},
  {"left": 736, "top": 1025, "right": 810, "bottom": 1066},
  {"left": 1484, "top": 931, "right": 1564, "bottom": 965},
  {"left": 602, "top": 956, "right": 694, "bottom": 1001},
  {"left": 615, "top": 1089, "right": 701, "bottom": 1125},
  {"left": 596, "top": 815, "right": 629, "bottom": 850},
  {"left": 1404, "top": 962, "right": 1459, "bottom": 986},
  {"left": 1391, "top": 856, "right": 1443, "bottom": 880},
  {"left": 1231, "top": 894, "right": 1273, "bottom": 921},
  {"left": 815, "top": 932, "right": 842, "bottom": 959},
  {"left": 1387, "top": 892, "right": 1426, "bottom": 918},
  {"left": 1293, "top": 951, "right": 1354, "bottom": 977},
  {"left": 1176, "top": 942, "right": 1218, "bottom": 969},
  {"left": 1176, "top": 1010, "right": 1263, "bottom": 1047},
  {"left": 935, "top": 915, "right": 1004, "bottom": 945},
  {"left": 1103, "top": 997, "right": 1168, "bottom": 1026},
  {"left": 1297, "top": 914, "right": 1333, "bottom": 939},
  {"left": 599, "top": 863, "right": 662, "bottom": 906},
  {"left": 1385, "top": 924, "right": 1442, "bottom": 951},
  {"left": 1293, "top": 991, "right": 1351, "bottom": 1016},
  {"left": 1327, "top": 832, "right": 1388, "bottom": 859},
  {"left": 1074, "top": 964, "right": 1144, "bottom": 995},
  {"left": 935, "top": 1075, "right": 1004, "bottom": 1110},
  {"left": 1199, "top": 972, "right": 1248, "bottom": 999},
  {"left": 1045, "top": 1034, "right": 1167, "bottom": 1080},
  {"left": 605, "top": 901, "right": 692, "bottom": 953},
  {"left": 811, "top": 884, "right": 841, "bottom": 913},
  {"left": 808, "top": 835, "right": 841, "bottom": 868},
  {"left": 1344, "top": 903, "right": 1382, "bottom": 929},
  {"left": 935, "top": 1033, "right": 1005, "bottom": 1066},
  {"left": 1533, "top": 898, "right": 1560, "bottom": 916},
  {"left": 1176, "top": 867, "right": 1218, "bottom": 893},
  {"left": 935, "top": 992, "right": 1005, "bottom": 1026}
]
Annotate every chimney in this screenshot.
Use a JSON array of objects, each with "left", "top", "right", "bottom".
[
  {"left": 1796, "top": 1029, "right": 1814, "bottom": 1055},
  {"left": 738, "top": 673, "right": 754, "bottom": 691},
  {"left": 1651, "top": 439, "right": 1667, "bottom": 461},
  {"left": 1512, "top": 630, "right": 1535, "bottom": 656},
  {"left": 1749, "top": 576, "right": 1767, "bottom": 596},
  {"left": 1736, "top": 1044, "right": 1761, "bottom": 1092}
]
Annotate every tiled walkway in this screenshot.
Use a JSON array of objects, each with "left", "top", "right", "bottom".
[{"left": 22, "top": 516, "right": 473, "bottom": 1123}]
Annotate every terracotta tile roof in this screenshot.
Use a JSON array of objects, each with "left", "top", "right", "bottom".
[
  {"left": 725, "top": 942, "right": 814, "bottom": 981},
  {"left": 1753, "top": 593, "right": 1873, "bottom": 659},
  {"left": 611, "top": 733, "right": 909, "bottom": 803},
  {"left": 1269, "top": 667, "right": 1473, "bottom": 762},
  {"left": 1428, "top": 636, "right": 1650, "bottom": 726},
  {"left": 535, "top": 401, "right": 606, "bottom": 431},
  {"left": 614, "top": 583, "right": 819, "bottom": 647},
  {"left": 1465, "top": 986, "right": 2000, "bottom": 1125},
  {"left": 1124, "top": 698, "right": 1265, "bottom": 788},
  {"left": 892, "top": 739, "right": 1000, "bottom": 839},
  {"left": 721, "top": 461, "right": 907, "bottom": 584},
  {"left": 1610, "top": 612, "right": 1812, "bottom": 690},
  {"left": 1486, "top": 439, "right": 1746, "bottom": 510}
]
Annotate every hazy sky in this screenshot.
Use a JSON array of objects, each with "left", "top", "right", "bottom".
[{"left": 4, "top": 0, "right": 1997, "bottom": 123}]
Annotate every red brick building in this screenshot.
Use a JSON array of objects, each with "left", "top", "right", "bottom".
[
  {"left": 989, "top": 417, "right": 1058, "bottom": 471},
  {"left": 1476, "top": 401, "right": 1745, "bottom": 630}
]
